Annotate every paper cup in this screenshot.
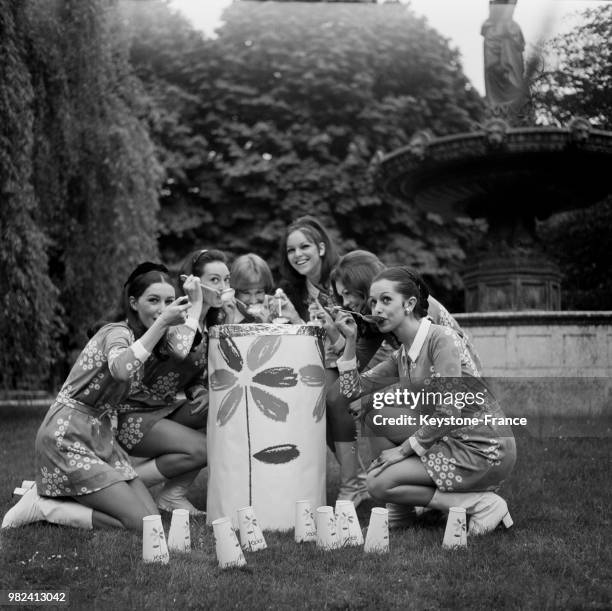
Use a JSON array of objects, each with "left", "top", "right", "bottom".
[
  {"left": 212, "top": 517, "right": 247, "bottom": 569},
  {"left": 315, "top": 506, "right": 339, "bottom": 550},
  {"left": 21, "top": 480, "right": 36, "bottom": 490},
  {"left": 294, "top": 500, "right": 317, "bottom": 543},
  {"left": 443, "top": 507, "right": 467, "bottom": 549},
  {"left": 334, "top": 500, "right": 364, "bottom": 547},
  {"left": 237, "top": 506, "right": 267, "bottom": 551},
  {"left": 167, "top": 509, "right": 191, "bottom": 553},
  {"left": 220, "top": 288, "right": 235, "bottom": 303},
  {"left": 363, "top": 507, "right": 389, "bottom": 553},
  {"left": 142, "top": 514, "right": 170, "bottom": 564}
]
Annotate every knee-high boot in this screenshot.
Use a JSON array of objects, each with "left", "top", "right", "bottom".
[
  {"left": 2, "top": 486, "right": 93, "bottom": 530},
  {"left": 335, "top": 442, "right": 369, "bottom": 507},
  {"left": 428, "top": 489, "right": 513, "bottom": 535}
]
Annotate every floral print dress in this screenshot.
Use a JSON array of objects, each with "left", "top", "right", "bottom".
[
  {"left": 35, "top": 322, "right": 150, "bottom": 497},
  {"left": 116, "top": 327, "right": 208, "bottom": 451},
  {"left": 338, "top": 319, "right": 516, "bottom": 493}
]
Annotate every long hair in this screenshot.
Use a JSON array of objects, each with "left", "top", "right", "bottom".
[
  {"left": 372, "top": 266, "right": 430, "bottom": 319},
  {"left": 230, "top": 253, "right": 274, "bottom": 295},
  {"left": 179, "top": 249, "right": 229, "bottom": 327},
  {"left": 330, "top": 250, "right": 386, "bottom": 315},
  {"left": 88, "top": 262, "right": 172, "bottom": 339},
  {"left": 278, "top": 216, "right": 339, "bottom": 317}
]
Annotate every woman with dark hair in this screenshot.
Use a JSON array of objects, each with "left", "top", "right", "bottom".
[
  {"left": 279, "top": 215, "right": 339, "bottom": 320},
  {"left": 116, "top": 248, "right": 234, "bottom": 515},
  {"left": 331, "top": 266, "right": 516, "bottom": 535},
  {"left": 279, "top": 217, "right": 369, "bottom": 505},
  {"left": 2, "top": 263, "right": 198, "bottom": 531}
]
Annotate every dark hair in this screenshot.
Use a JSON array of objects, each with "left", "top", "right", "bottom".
[
  {"left": 231, "top": 254, "right": 274, "bottom": 294},
  {"left": 372, "top": 266, "right": 430, "bottom": 319},
  {"left": 179, "top": 248, "right": 229, "bottom": 327},
  {"left": 278, "top": 216, "right": 340, "bottom": 318},
  {"left": 88, "top": 262, "right": 173, "bottom": 338},
  {"left": 330, "top": 250, "right": 386, "bottom": 315}
]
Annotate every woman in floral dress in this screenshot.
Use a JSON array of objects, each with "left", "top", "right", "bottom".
[
  {"left": 330, "top": 266, "right": 516, "bottom": 535},
  {"left": 115, "top": 250, "right": 235, "bottom": 516},
  {"left": 2, "top": 263, "right": 201, "bottom": 531}
]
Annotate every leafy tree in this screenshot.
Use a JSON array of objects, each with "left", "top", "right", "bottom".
[
  {"left": 0, "top": 0, "right": 63, "bottom": 389},
  {"left": 1, "top": 0, "right": 162, "bottom": 387},
  {"left": 533, "top": 5, "right": 612, "bottom": 308},
  {"left": 533, "top": 5, "right": 612, "bottom": 129},
  {"left": 124, "top": 0, "right": 484, "bottom": 308}
]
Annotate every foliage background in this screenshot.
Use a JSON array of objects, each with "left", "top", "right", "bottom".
[{"left": 1, "top": 0, "right": 610, "bottom": 389}]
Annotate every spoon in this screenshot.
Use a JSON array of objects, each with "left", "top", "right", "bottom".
[{"left": 325, "top": 306, "right": 385, "bottom": 325}]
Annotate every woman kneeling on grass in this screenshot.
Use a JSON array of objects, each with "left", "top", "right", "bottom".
[
  {"left": 328, "top": 266, "right": 516, "bottom": 534},
  {"left": 2, "top": 263, "right": 202, "bottom": 531}
]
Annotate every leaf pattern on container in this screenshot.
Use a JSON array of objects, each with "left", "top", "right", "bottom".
[
  {"left": 210, "top": 369, "right": 238, "bottom": 391},
  {"left": 249, "top": 386, "right": 289, "bottom": 421},
  {"left": 299, "top": 364, "right": 326, "bottom": 387},
  {"left": 312, "top": 387, "right": 326, "bottom": 422},
  {"left": 217, "top": 385, "right": 243, "bottom": 425},
  {"left": 219, "top": 336, "right": 243, "bottom": 372},
  {"left": 246, "top": 335, "right": 282, "bottom": 370},
  {"left": 252, "top": 367, "right": 298, "bottom": 387},
  {"left": 252, "top": 443, "right": 300, "bottom": 464}
]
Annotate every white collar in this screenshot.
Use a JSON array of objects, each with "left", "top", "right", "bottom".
[{"left": 407, "top": 318, "right": 432, "bottom": 363}]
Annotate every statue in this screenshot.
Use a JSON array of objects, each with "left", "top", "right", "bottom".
[{"left": 481, "top": 0, "right": 529, "bottom": 123}]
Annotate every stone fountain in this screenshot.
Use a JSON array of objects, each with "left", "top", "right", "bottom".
[{"left": 375, "top": 0, "right": 612, "bottom": 387}]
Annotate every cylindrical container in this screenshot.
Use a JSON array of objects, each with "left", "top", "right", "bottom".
[
  {"left": 334, "top": 500, "right": 364, "bottom": 547},
  {"left": 237, "top": 506, "right": 267, "bottom": 551},
  {"left": 142, "top": 515, "right": 169, "bottom": 564},
  {"left": 294, "top": 500, "right": 317, "bottom": 543},
  {"left": 315, "top": 506, "right": 340, "bottom": 550},
  {"left": 442, "top": 507, "right": 468, "bottom": 549},
  {"left": 363, "top": 507, "right": 389, "bottom": 553},
  {"left": 212, "top": 517, "right": 247, "bottom": 569},
  {"left": 167, "top": 509, "right": 191, "bottom": 553},
  {"left": 207, "top": 324, "right": 326, "bottom": 530}
]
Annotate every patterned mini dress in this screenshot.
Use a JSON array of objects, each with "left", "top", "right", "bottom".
[
  {"left": 35, "top": 322, "right": 148, "bottom": 497},
  {"left": 116, "top": 329, "right": 208, "bottom": 452},
  {"left": 338, "top": 319, "right": 516, "bottom": 493}
]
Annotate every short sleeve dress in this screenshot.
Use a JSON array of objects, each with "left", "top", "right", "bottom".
[
  {"left": 116, "top": 326, "right": 208, "bottom": 452},
  {"left": 338, "top": 319, "right": 516, "bottom": 493},
  {"left": 35, "top": 322, "right": 148, "bottom": 498}
]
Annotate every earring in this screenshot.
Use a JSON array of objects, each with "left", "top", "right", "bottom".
[{"left": 404, "top": 307, "right": 412, "bottom": 316}]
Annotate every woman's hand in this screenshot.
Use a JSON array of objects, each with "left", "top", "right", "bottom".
[
  {"left": 309, "top": 300, "right": 339, "bottom": 340},
  {"left": 188, "top": 386, "right": 209, "bottom": 416},
  {"left": 368, "top": 446, "right": 407, "bottom": 477},
  {"left": 276, "top": 291, "right": 303, "bottom": 324},
  {"left": 181, "top": 274, "right": 203, "bottom": 306},
  {"left": 334, "top": 310, "right": 358, "bottom": 341},
  {"left": 158, "top": 296, "right": 192, "bottom": 326}
]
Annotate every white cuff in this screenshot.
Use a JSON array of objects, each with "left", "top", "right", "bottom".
[
  {"left": 184, "top": 316, "right": 199, "bottom": 331},
  {"left": 131, "top": 339, "right": 151, "bottom": 362},
  {"left": 337, "top": 357, "right": 357, "bottom": 373},
  {"left": 408, "top": 436, "right": 427, "bottom": 457}
]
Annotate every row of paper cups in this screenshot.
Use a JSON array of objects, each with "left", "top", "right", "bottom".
[{"left": 142, "top": 509, "right": 191, "bottom": 564}]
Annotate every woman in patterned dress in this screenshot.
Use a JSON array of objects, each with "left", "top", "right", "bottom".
[
  {"left": 115, "top": 251, "right": 234, "bottom": 516},
  {"left": 330, "top": 266, "right": 516, "bottom": 535},
  {"left": 2, "top": 263, "right": 201, "bottom": 531}
]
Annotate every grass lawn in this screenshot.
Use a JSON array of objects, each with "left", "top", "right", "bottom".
[{"left": 1, "top": 404, "right": 610, "bottom": 610}]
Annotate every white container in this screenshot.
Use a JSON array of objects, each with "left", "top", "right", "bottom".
[
  {"left": 334, "top": 500, "right": 364, "bottom": 547},
  {"left": 212, "top": 517, "right": 247, "bottom": 569},
  {"left": 142, "top": 515, "right": 169, "bottom": 564},
  {"left": 294, "top": 499, "right": 317, "bottom": 543},
  {"left": 363, "top": 507, "right": 389, "bottom": 553},
  {"left": 237, "top": 506, "right": 267, "bottom": 551},
  {"left": 442, "top": 507, "right": 468, "bottom": 549},
  {"left": 167, "top": 509, "right": 191, "bottom": 553}
]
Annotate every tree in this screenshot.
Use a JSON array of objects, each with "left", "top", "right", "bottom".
[
  {"left": 533, "top": 5, "right": 612, "bottom": 129},
  {"left": 124, "top": 0, "right": 484, "bottom": 307},
  {"left": 0, "top": 0, "right": 162, "bottom": 388},
  {"left": 533, "top": 5, "right": 612, "bottom": 308},
  {"left": 0, "top": 0, "right": 63, "bottom": 389}
]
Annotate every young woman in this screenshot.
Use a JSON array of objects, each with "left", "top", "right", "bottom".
[
  {"left": 279, "top": 217, "right": 369, "bottom": 506},
  {"left": 2, "top": 263, "right": 199, "bottom": 531},
  {"left": 116, "top": 249, "right": 236, "bottom": 515},
  {"left": 230, "top": 253, "right": 301, "bottom": 324},
  {"left": 330, "top": 266, "right": 516, "bottom": 534},
  {"left": 329, "top": 250, "right": 481, "bottom": 376}
]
